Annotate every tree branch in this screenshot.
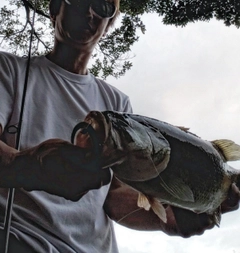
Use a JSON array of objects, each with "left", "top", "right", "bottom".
[{"left": 21, "top": 0, "right": 50, "bottom": 19}]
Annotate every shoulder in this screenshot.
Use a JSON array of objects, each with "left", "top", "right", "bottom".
[
  {"left": 0, "top": 51, "right": 25, "bottom": 64},
  {"left": 0, "top": 51, "right": 27, "bottom": 73},
  {"left": 93, "top": 76, "right": 133, "bottom": 113},
  {"left": 94, "top": 77, "right": 125, "bottom": 96},
  {"left": 0, "top": 51, "right": 45, "bottom": 68}
]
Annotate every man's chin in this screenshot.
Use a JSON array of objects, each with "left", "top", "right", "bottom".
[{"left": 67, "top": 33, "right": 95, "bottom": 46}]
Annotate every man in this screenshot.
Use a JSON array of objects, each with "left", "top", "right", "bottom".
[{"left": 0, "top": 0, "right": 239, "bottom": 252}]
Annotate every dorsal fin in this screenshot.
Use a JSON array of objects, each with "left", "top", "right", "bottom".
[
  {"left": 176, "top": 126, "right": 190, "bottom": 132},
  {"left": 212, "top": 139, "right": 240, "bottom": 161}
]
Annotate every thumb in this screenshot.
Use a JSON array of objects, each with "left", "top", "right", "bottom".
[{"left": 100, "top": 168, "right": 111, "bottom": 187}]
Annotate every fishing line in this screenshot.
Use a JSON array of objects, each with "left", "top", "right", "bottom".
[
  {"left": 116, "top": 207, "right": 142, "bottom": 223},
  {"left": 146, "top": 131, "right": 170, "bottom": 187},
  {"left": 115, "top": 131, "right": 169, "bottom": 223},
  {"left": 148, "top": 154, "right": 177, "bottom": 198},
  {"left": 148, "top": 149, "right": 192, "bottom": 203},
  {"left": 2, "top": 0, "right": 38, "bottom": 252},
  {"left": 145, "top": 130, "right": 181, "bottom": 200}
]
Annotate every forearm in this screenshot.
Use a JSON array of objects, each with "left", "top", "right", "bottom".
[
  {"left": 104, "top": 177, "right": 175, "bottom": 232},
  {"left": 0, "top": 139, "right": 72, "bottom": 189},
  {"left": 0, "top": 135, "right": 111, "bottom": 200}
]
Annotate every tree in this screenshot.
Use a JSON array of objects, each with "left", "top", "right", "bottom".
[{"left": 0, "top": 0, "right": 240, "bottom": 79}]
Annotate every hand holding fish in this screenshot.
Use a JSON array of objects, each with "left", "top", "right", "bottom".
[
  {"left": 104, "top": 176, "right": 217, "bottom": 238},
  {"left": 0, "top": 139, "right": 111, "bottom": 201}
]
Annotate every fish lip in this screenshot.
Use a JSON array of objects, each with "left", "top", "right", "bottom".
[
  {"left": 73, "top": 111, "right": 108, "bottom": 150},
  {"left": 83, "top": 111, "right": 109, "bottom": 148}
]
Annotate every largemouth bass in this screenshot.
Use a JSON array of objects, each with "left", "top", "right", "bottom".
[{"left": 73, "top": 111, "right": 240, "bottom": 225}]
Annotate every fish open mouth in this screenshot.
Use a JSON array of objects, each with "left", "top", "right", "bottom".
[{"left": 72, "top": 111, "right": 108, "bottom": 151}]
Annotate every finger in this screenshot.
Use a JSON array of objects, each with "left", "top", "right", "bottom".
[
  {"left": 171, "top": 206, "right": 214, "bottom": 238},
  {"left": 99, "top": 168, "right": 111, "bottom": 186},
  {"left": 221, "top": 183, "right": 240, "bottom": 213}
]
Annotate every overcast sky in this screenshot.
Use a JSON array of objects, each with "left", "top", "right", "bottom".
[
  {"left": 108, "top": 13, "right": 240, "bottom": 253},
  {"left": 1, "top": 3, "right": 240, "bottom": 253}
]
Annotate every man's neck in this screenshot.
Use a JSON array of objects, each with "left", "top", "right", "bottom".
[{"left": 46, "top": 43, "right": 93, "bottom": 75}]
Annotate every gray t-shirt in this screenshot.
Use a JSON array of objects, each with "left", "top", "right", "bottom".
[{"left": 0, "top": 52, "right": 132, "bottom": 253}]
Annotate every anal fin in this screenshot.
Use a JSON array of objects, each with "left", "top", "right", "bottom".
[{"left": 149, "top": 197, "right": 167, "bottom": 223}]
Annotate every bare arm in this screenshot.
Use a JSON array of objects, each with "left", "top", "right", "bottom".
[{"left": 104, "top": 176, "right": 224, "bottom": 238}]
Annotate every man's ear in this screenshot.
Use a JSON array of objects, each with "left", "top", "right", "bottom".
[
  {"left": 50, "top": 15, "right": 56, "bottom": 21},
  {"left": 50, "top": 15, "right": 56, "bottom": 27},
  {"left": 103, "top": 25, "right": 111, "bottom": 37}
]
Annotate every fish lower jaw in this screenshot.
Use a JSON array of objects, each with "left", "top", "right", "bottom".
[{"left": 83, "top": 112, "right": 109, "bottom": 148}]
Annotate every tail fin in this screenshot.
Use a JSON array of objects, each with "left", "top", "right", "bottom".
[{"left": 212, "top": 139, "right": 240, "bottom": 161}]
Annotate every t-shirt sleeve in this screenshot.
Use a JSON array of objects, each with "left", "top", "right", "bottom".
[
  {"left": 122, "top": 96, "right": 133, "bottom": 114},
  {"left": 0, "top": 52, "right": 15, "bottom": 131},
  {"left": 94, "top": 77, "right": 133, "bottom": 114}
]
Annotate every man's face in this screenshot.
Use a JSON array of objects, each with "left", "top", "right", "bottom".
[{"left": 54, "top": 0, "right": 113, "bottom": 48}]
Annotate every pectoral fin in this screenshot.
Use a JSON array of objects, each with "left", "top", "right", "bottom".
[
  {"left": 137, "top": 193, "right": 167, "bottom": 223},
  {"left": 159, "top": 176, "right": 195, "bottom": 202},
  {"left": 137, "top": 192, "right": 151, "bottom": 211},
  {"left": 212, "top": 139, "right": 240, "bottom": 161}
]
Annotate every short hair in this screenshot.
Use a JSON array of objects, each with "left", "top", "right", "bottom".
[{"left": 49, "top": 0, "right": 120, "bottom": 29}]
